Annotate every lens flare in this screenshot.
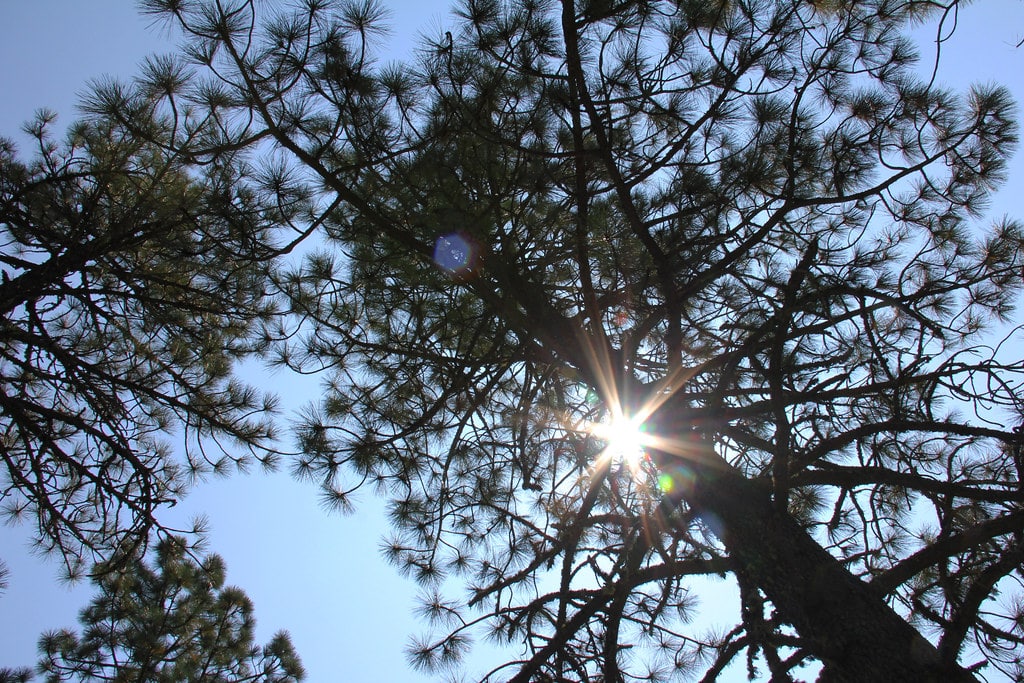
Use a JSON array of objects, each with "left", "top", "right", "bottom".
[
  {"left": 433, "top": 233, "right": 477, "bottom": 275},
  {"left": 657, "top": 463, "right": 696, "bottom": 497}
]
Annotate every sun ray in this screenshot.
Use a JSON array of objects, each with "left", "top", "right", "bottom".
[{"left": 559, "top": 319, "right": 713, "bottom": 486}]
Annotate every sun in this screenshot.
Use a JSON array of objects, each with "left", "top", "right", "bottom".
[{"left": 591, "top": 414, "right": 650, "bottom": 469}]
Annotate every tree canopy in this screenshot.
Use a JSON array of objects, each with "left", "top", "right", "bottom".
[
  {"left": 4, "top": 0, "right": 1024, "bottom": 680},
  {"left": 0, "top": 106, "right": 301, "bottom": 575},
  {"left": 1, "top": 536, "right": 303, "bottom": 682}
]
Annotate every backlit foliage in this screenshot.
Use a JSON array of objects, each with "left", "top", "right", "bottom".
[
  {"left": 0, "top": 112, "right": 290, "bottom": 575},
  {"left": 81, "top": 0, "right": 1024, "bottom": 680},
  {"left": 34, "top": 537, "right": 304, "bottom": 682}
]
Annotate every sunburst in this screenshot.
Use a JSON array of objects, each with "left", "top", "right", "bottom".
[
  {"left": 589, "top": 412, "right": 652, "bottom": 471},
  {"left": 565, "top": 324, "right": 703, "bottom": 478}
]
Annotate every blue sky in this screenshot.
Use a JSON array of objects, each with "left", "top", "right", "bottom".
[{"left": 1, "top": 2, "right": 1023, "bottom": 682}]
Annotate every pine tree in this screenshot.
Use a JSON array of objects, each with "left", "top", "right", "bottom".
[
  {"left": 96, "top": 0, "right": 1024, "bottom": 680},
  {"left": 0, "top": 106, "right": 305, "bottom": 574},
  {"left": 17, "top": 536, "right": 304, "bottom": 682}
]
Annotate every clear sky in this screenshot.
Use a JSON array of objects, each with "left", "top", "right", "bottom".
[{"left": 1, "top": 2, "right": 1023, "bottom": 682}]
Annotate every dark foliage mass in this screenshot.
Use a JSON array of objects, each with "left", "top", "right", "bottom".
[
  {"left": 0, "top": 109, "right": 296, "bottom": 575},
  {"left": 1, "top": 537, "right": 303, "bottom": 682},
  {"left": 4, "top": 0, "right": 1024, "bottom": 680}
]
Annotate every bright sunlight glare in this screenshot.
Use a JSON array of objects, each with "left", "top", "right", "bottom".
[{"left": 590, "top": 415, "right": 650, "bottom": 469}]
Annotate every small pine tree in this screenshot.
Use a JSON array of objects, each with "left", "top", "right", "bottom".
[{"left": 25, "top": 537, "right": 304, "bottom": 683}]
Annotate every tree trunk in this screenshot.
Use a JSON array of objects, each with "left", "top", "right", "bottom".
[{"left": 651, "top": 433, "right": 976, "bottom": 682}]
